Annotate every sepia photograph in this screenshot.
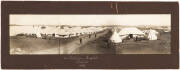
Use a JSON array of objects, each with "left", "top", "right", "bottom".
[{"left": 9, "top": 14, "right": 171, "bottom": 54}]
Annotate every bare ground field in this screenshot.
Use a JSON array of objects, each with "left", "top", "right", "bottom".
[
  {"left": 10, "top": 29, "right": 170, "bottom": 54},
  {"left": 72, "top": 30, "right": 170, "bottom": 54}
]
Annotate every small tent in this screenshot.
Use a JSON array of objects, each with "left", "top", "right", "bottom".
[
  {"left": 148, "top": 29, "right": 158, "bottom": 40},
  {"left": 110, "top": 29, "right": 122, "bottom": 43}
]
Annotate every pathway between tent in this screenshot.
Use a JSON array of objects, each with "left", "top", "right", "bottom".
[
  {"left": 72, "top": 30, "right": 115, "bottom": 54},
  {"left": 59, "top": 30, "right": 110, "bottom": 54}
]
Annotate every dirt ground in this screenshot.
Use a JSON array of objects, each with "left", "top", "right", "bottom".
[
  {"left": 10, "top": 29, "right": 171, "bottom": 54},
  {"left": 10, "top": 30, "right": 110, "bottom": 54},
  {"left": 72, "top": 30, "right": 170, "bottom": 54}
]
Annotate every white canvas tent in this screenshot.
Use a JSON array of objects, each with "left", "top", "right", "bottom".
[
  {"left": 34, "top": 26, "right": 42, "bottom": 37},
  {"left": 142, "top": 30, "right": 150, "bottom": 34},
  {"left": 148, "top": 29, "right": 158, "bottom": 40},
  {"left": 110, "top": 29, "right": 122, "bottom": 43},
  {"left": 119, "top": 27, "right": 145, "bottom": 35}
]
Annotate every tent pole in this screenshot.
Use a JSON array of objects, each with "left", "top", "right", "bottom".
[{"left": 59, "top": 39, "right": 61, "bottom": 54}]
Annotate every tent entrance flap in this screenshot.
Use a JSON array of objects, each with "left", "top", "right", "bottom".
[{"left": 129, "top": 34, "right": 133, "bottom": 38}]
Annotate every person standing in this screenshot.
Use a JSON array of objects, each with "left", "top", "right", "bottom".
[
  {"left": 95, "top": 34, "right": 97, "bottom": 38},
  {"left": 80, "top": 38, "right": 82, "bottom": 44},
  {"left": 52, "top": 33, "right": 55, "bottom": 39},
  {"left": 89, "top": 34, "right": 91, "bottom": 38}
]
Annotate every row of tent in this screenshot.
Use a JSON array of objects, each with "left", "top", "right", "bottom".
[
  {"left": 11, "top": 26, "right": 108, "bottom": 38},
  {"left": 110, "top": 27, "right": 159, "bottom": 43}
]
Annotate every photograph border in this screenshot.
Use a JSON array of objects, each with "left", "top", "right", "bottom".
[{"left": 1, "top": 1, "right": 179, "bottom": 69}]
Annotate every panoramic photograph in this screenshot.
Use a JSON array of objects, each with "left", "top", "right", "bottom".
[{"left": 9, "top": 14, "right": 171, "bottom": 54}]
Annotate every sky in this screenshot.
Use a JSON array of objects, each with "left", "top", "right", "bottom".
[{"left": 10, "top": 14, "right": 171, "bottom": 26}]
